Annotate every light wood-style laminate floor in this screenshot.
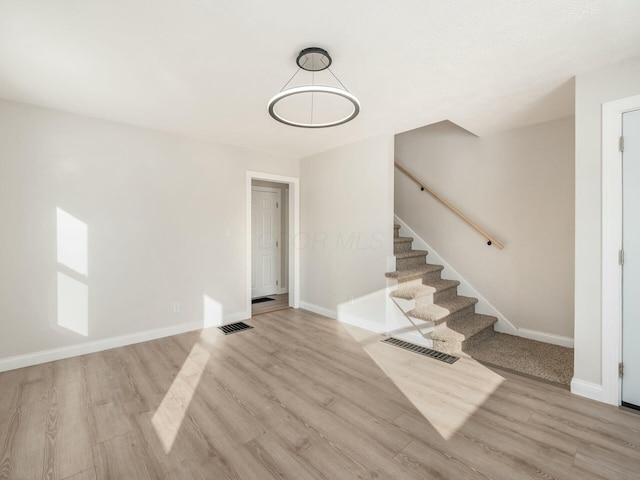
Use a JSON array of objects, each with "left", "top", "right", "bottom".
[
  {"left": 1, "top": 308, "right": 639, "bottom": 479},
  {"left": 251, "top": 294, "right": 289, "bottom": 316}
]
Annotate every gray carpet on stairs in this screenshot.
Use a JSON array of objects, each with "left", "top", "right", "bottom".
[{"left": 462, "top": 332, "right": 574, "bottom": 386}]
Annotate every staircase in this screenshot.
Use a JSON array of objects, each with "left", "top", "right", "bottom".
[{"left": 386, "top": 224, "right": 497, "bottom": 355}]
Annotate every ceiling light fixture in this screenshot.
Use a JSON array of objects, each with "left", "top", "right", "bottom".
[{"left": 267, "top": 47, "right": 360, "bottom": 128}]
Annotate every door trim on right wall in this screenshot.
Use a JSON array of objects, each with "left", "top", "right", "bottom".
[{"left": 601, "top": 94, "right": 640, "bottom": 405}]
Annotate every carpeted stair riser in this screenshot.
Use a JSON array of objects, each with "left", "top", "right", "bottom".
[
  {"left": 408, "top": 296, "right": 477, "bottom": 324},
  {"left": 432, "top": 305, "right": 477, "bottom": 327},
  {"left": 430, "top": 313, "right": 498, "bottom": 354},
  {"left": 427, "top": 284, "right": 459, "bottom": 304},
  {"left": 461, "top": 326, "right": 496, "bottom": 350},
  {"left": 394, "top": 237, "right": 414, "bottom": 254},
  {"left": 396, "top": 252, "right": 428, "bottom": 270},
  {"left": 433, "top": 324, "right": 496, "bottom": 356}
]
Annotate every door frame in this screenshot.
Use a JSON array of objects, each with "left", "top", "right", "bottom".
[
  {"left": 246, "top": 171, "right": 300, "bottom": 313},
  {"left": 602, "top": 94, "right": 640, "bottom": 405},
  {"left": 251, "top": 185, "right": 282, "bottom": 298}
]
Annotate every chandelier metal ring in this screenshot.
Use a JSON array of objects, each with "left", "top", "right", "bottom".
[{"left": 267, "top": 85, "right": 361, "bottom": 128}]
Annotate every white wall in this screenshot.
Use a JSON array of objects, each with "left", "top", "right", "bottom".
[
  {"left": 0, "top": 99, "right": 298, "bottom": 365},
  {"left": 574, "top": 57, "right": 640, "bottom": 387},
  {"left": 395, "top": 117, "right": 575, "bottom": 340},
  {"left": 299, "top": 135, "right": 394, "bottom": 318}
]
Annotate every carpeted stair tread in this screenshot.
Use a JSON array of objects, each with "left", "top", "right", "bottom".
[
  {"left": 408, "top": 296, "right": 477, "bottom": 322},
  {"left": 462, "top": 332, "right": 573, "bottom": 385},
  {"left": 391, "top": 280, "right": 459, "bottom": 300},
  {"left": 394, "top": 236, "right": 413, "bottom": 244},
  {"left": 385, "top": 264, "right": 443, "bottom": 280},
  {"left": 394, "top": 249, "right": 428, "bottom": 259},
  {"left": 430, "top": 314, "right": 497, "bottom": 342}
]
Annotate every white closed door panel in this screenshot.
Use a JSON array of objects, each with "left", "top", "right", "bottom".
[
  {"left": 623, "top": 108, "right": 640, "bottom": 408},
  {"left": 251, "top": 187, "right": 280, "bottom": 298}
]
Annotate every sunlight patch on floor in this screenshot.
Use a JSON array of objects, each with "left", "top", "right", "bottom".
[
  {"left": 151, "top": 342, "right": 210, "bottom": 453},
  {"left": 342, "top": 322, "right": 504, "bottom": 440}
]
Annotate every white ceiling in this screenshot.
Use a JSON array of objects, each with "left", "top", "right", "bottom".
[{"left": 1, "top": 1, "right": 640, "bottom": 158}]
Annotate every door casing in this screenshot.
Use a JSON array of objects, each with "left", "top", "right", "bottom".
[
  {"left": 601, "top": 94, "right": 640, "bottom": 405},
  {"left": 246, "top": 171, "right": 300, "bottom": 315}
]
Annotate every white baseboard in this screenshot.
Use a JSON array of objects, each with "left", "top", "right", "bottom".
[
  {"left": 517, "top": 328, "right": 574, "bottom": 348},
  {"left": 0, "top": 312, "right": 249, "bottom": 373},
  {"left": 299, "top": 301, "right": 337, "bottom": 319},
  {"left": 571, "top": 378, "right": 605, "bottom": 403},
  {"left": 394, "top": 215, "right": 575, "bottom": 349},
  {"left": 224, "top": 311, "right": 251, "bottom": 324}
]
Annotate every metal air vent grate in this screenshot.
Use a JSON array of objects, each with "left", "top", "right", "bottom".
[
  {"left": 382, "top": 337, "right": 459, "bottom": 364},
  {"left": 218, "top": 322, "right": 254, "bottom": 335}
]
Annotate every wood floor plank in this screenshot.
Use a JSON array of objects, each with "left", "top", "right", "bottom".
[
  {"left": 63, "top": 468, "right": 96, "bottom": 480},
  {"left": 394, "top": 439, "right": 496, "bottom": 480},
  {"left": 43, "top": 382, "right": 94, "bottom": 480},
  {"left": 0, "top": 400, "right": 48, "bottom": 480},
  {"left": 249, "top": 432, "right": 329, "bottom": 480},
  {"left": 574, "top": 443, "right": 640, "bottom": 480},
  {"left": 87, "top": 399, "right": 131, "bottom": 445},
  {"left": 93, "top": 432, "right": 154, "bottom": 480},
  {"left": 0, "top": 369, "right": 26, "bottom": 414},
  {"left": 52, "top": 357, "right": 84, "bottom": 388},
  {"left": 251, "top": 293, "right": 290, "bottom": 316},
  {"left": 19, "top": 363, "right": 53, "bottom": 406}
]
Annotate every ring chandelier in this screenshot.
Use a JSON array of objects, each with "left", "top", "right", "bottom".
[{"left": 267, "top": 47, "right": 360, "bottom": 128}]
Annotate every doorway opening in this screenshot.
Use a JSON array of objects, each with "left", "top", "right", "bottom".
[
  {"left": 246, "top": 172, "right": 300, "bottom": 317},
  {"left": 251, "top": 181, "right": 288, "bottom": 315}
]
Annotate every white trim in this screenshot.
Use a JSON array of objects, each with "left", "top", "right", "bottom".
[
  {"left": 570, "top": 378, "right": 604, "bottom": 403},
  {"left": 0, "top": 314, "right": 248, "bottom": 373},
  {"left": 601, "top": 94, "right": 640, "bottom": 406},
  {"left": 246, "top": 171, "right": 300, "bottom": 313},
  {"left": 299, "top": 301, "right": 337, "bottom": 319},
  {"left": 395, "top": 214, "right": 574, "bottom": 348},
  {"left": 517, "top": 329, "right": 575, "bottom": 348}
]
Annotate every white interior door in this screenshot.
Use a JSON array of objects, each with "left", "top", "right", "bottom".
[
  {"left": 622, "top": 108, "right": 640, "bottom": 408},
  {"left": 251, "top": 187, "right": 281, "bottom": 298}
]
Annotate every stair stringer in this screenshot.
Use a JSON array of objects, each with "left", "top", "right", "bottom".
[{"left": 394, "top": 214, "right": 518, "bottom": 338}]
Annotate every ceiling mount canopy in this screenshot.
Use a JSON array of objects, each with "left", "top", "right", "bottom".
[{"left": 268, "top": 47, "right": 360, "bottom": 128}]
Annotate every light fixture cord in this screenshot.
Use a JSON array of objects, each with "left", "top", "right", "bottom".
[
  {"left": 311, "top": 70, "right": 315, "bottom": 124},
  {"left": 279, "top": 68, "right": 302, "bottom": 92},
  {"left": 327, "top": 67, "right": 349, "bottom": 91}
]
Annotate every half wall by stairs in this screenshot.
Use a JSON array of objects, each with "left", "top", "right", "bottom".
[{"left": 386, "top": 224, "right": 498, "bottom": 355}]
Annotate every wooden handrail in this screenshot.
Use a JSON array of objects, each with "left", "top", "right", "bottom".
[{"left": 395, "top": 162, "right": 504, "bottom": 249}]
